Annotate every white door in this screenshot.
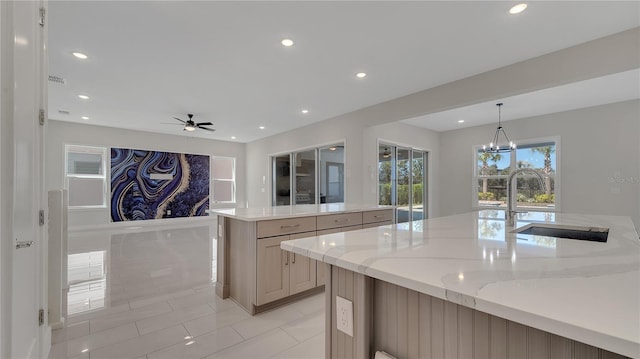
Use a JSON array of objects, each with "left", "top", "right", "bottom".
[{"left": 1, "top": 1, "right": 48, "bottom": 358}]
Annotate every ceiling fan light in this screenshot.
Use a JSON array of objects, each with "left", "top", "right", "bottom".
[{"left": 185, "top": 125, "right": 196, "bottom": 132}]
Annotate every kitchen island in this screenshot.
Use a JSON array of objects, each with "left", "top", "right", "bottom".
[
  {"left": 210, "top": 204, "right": 394, "bottom": 314},
  {"left": 281, "top": 210, "right": 640, "bottom": 359}
]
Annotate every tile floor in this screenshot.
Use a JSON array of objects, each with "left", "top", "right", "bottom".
[{"left": 49, "top": 221, "right": 325, "bottom": 359}]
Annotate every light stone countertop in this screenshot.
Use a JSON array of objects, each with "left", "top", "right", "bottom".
[
  {"left": 208, "top": 203, "right": 394, "bottom": 221},
  {"left": 280, "top": 210, "right": 640, "bottom": 358}
]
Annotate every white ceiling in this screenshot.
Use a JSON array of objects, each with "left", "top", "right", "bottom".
[
  {"left": 402, "top": 68, "right": 640, "bottom": 132},
  {"left": 47, "top": 1, "right": 640, "bottom": 143}
]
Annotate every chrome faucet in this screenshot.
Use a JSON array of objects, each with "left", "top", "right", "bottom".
[{"left": 506, "top": 168, "right": 546, "bottom": 226}]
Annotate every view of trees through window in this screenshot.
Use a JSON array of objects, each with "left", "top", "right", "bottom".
[
  {"left": 476, "top": 141, "right": 557, "bottom": 209},
  {"left": 379, "top": 145, "right": 427, "bottom": 223},
  {"left": 378, "top": 154, "right": 424, "bottom": 206}
]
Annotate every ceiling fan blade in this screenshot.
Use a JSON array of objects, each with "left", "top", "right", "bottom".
[
  {"left": 196, "top": 121, "right": 213, "bottom": 126},
  {"left": 197, "top": 126, "right": 216, "bottom": 132},
  {"left": 161, "top": 122, "right": 183, "bottom": 125},
  {"left": 173, "top": 117, "right": 186, "bottom": 124}
]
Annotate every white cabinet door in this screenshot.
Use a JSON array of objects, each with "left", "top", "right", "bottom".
[{"left": 256, "top": 235, "right": 290, "bottom": 306}]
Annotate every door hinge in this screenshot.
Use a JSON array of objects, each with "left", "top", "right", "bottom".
[
  {"left": 38, "top": 309, "right": 44, "bottom": 326},
  {"left": 39, "top": 7, "right": 46, "bottom": 27},
  {"left": 39, "top": 109, "right": 45, "bottom": 126},
  {"left": 39, "top": 209, "right": 45, "bottom": 226}
]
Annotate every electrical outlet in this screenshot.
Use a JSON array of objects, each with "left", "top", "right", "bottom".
[
  {"left": 167, "top": 209, "right": 171, "bottom": 216},
  {"left": 336, "top": 296, "right": 353, "bottom": 336}
]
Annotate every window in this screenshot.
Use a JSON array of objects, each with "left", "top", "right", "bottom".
[
  {"left": 212, "top": 156, "right": 235, "bottom": 203},
  {"left": 65, "top": 145, "right": 107, "bottom": 208},
  {"left": 474, "top": 138, "right": 559, "bottom": 210},
  {"left": 378, "top": 144, "right": 428, "bottom": 223},
  {"left": 272, "top": 143, "right": 344, "bottom": 206}
]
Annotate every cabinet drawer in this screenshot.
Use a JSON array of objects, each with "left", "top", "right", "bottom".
[
  {"left": 362, "top": 220, "right": 393, "bottom": 229},
  {"left": 257, "top": 217, "right": 316, "bottom": 238},
  {"left": 317, "top": 213, "right": 363, "bottom": 230},
  {"left": 317, "top": 224, "right": 362, "bottom": 235},
  {"left": 363, "top": 209, "right": 394, "bottom": 224}
]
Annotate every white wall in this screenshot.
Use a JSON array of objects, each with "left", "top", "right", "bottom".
[
  {"left": 245, "top": 118, "right": 441, "bottom": 216},
  {"left": 245, "top": 116, "right": 361, "bottom": 207},
  {"left": 46, "top": 120, "right": 246, "bottom": 230},
  {"left": 439, "top": 100, "right": 640, "bottom": 228}
]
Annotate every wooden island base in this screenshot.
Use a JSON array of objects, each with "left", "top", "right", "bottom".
[{"left": 325, "top": 264, "right": 629, "bottom": 359}]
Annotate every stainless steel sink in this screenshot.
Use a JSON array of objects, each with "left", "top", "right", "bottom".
[{"left": 512, "top": 224, "right": 609, "bottom": 242}]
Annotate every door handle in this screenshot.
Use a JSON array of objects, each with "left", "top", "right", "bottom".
[{"left": 16, "top": 240, "right": 34, "bottom": 249}]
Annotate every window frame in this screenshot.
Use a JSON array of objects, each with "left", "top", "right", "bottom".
[
  {"left": 377, "top": 141, "right": 429, "bottom": 223},
  {"left": 270, "top": 141, "right": 346, "bottom": 206},
  {"left": 65, "top": 144, "right": 108, "bottom": 209},
  {"left": 211, "top": 156, "right": 236, "bottom": 204},
  {"left": 472, "top": 136, "right": 561, "bottom": 212}
]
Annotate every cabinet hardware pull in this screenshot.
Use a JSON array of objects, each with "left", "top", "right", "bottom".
[
  {"left": 292, "top": 253, "right": 296, "bottom": 264},
  {"left": 334, "top": 219, "right": 349, "bottom": 223},
  {"left": 285, "top": 252, "right": 289, "bottom": 266},
  {"left": 280, "top": 224, "right": 301, "bottom": 230},
  {"left": 16, "top": 240, "right": 34, "bottom": 249}
]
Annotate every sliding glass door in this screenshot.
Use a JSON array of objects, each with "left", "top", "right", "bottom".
[
  {"left": 272, "top": 144, "right": 344, "bottom": 206},
  {"left": 378, "top": 144, "right": 427, "bottom": 223},
  {"left": 411, "top": 149, "right": 426, "bottom": 221}
]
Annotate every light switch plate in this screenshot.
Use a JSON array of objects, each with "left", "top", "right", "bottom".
[{"left": 336, "top": 296, "right": 353, "bottom": 337}]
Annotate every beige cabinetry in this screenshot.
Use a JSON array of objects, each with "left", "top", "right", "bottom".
[
  {"left": 317, "top": 212, "right": 363, "bottom": 231},
  {"left": 362, "top": 209, "right": 394, "bottom": 228},
  {"left": 288, "top": 232, "right": 318, "bottom": 294},
  {"left": 257, "top": 217, "right": 316, "bottom": 238},
  {"left": 256, "top": 232, "right": 316, "bottom": 306},
  {"left": 217, "top": 207, "right": 394, "bottom": 314}
]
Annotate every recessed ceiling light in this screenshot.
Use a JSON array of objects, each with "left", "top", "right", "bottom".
[
  {"left": 231, "top": 136, "right": 236, "bottom": 140},
  {"left": 458, "top": 120, "right": 464, "bottom": 123},
  {"left": 281, "top": 38, "right": 294, "bottom": 47},
  {"left": 509, "top": 3, "right": 527, "bottom": 14},
  {"left": 355, "top": 72, "right": 367, "bottom": 78},
  {"left": 72, "top": 52, "right": 88, "bottom": 59},
  {"left": 81, "top": 116, "right": 89, "bottom": 120},
  {"left": 259, "top": 126, "right": 265, "bottom": 130},
  {"left": 301, "top": 109, "right": 309, "bottom": 114},
  {"left": 78, "top": 94, "right": 89, "bottom": 100}
]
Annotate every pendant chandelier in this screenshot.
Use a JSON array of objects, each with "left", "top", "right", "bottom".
[{"left": 483, "top": 103, "right": 516, "bottom": 153}]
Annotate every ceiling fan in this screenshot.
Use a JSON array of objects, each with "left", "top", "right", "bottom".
[{"left": 171, "top": 113, "right": 215, "bottom": 132}]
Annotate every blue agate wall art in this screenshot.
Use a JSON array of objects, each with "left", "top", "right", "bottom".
[{"left": 111, "top": 148, "right": 210, "bottom": 221}]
